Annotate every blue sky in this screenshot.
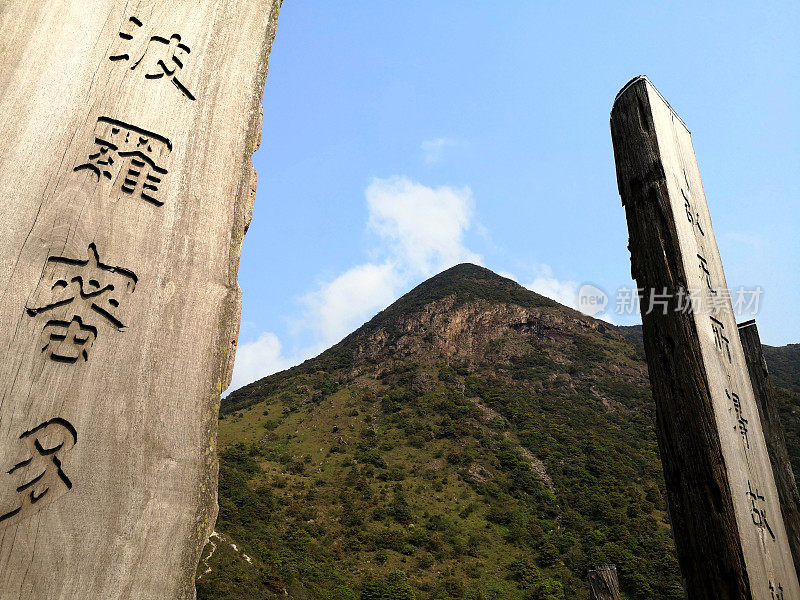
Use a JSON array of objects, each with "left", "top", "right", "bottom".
[{"left": 230, "top": 1, "right": 800, "bottom": 391}]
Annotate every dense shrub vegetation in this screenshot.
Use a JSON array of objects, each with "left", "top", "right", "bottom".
[{"left": 200, "top": 265, "right": 800, "bottom": 600}]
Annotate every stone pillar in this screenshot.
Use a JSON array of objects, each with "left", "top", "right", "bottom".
[
  {"left": 588, "top": 564, "right": 621, "bottom": 600},
  {"left": 611, "top": 75, "right": 799, "bottom": 600},
  {"left": 739, "top": 319, "right": 800, "bottom": 575},
  {"left": 0, "top": 2, "right": 281, "bottom": 598}
]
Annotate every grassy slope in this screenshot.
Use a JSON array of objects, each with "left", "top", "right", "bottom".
[
  {"left": 764, "top": 344, "right": 800, "bottom": 393},
  {"left": 198, "top": 265, "right": 798, "bottom": 600}
]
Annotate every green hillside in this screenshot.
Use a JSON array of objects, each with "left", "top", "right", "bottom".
[
  {"left": 764, "top": 344, "right": 800, "bottom": 393},
  {"left": 197, "top": 264, "right": 800, "bottom": 600}
]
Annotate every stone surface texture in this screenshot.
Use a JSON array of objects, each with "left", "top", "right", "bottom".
[
  {"left": 587, "top": 564, "right": 621, "bottom": 600},
  {"left": 0, "top": 1, "right": 280, "bottom": 598},
  {"left": 740, "top": 320, "right": 800, "bottom": 577}
]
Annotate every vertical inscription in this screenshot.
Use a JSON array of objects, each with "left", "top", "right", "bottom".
[
  {"left": 611, "top": 76, "right": 800, "bottom": 599},
  {"left": 0, "top": 1, "right": 280, "bottom": 596}
]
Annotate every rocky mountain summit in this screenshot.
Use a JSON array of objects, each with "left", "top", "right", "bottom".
[{"left": 200, "top": 264, "right": 800, "bottom": 600}]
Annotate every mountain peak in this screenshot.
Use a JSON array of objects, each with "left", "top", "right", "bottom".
[
  {"left": 428, "top": 262, "right": 501, "bottom": 280},
  {"left": 207, "top": 265, "right": 692, "bottom": 600},
  {"left": 226, "top": 265, "right": 601, "bottom": 411},
  {"left": 209, "top": 268, "right": 800, "bottom": 600},
  {"left": 370, "top": 263, "right": 557, "bottom": 323}
]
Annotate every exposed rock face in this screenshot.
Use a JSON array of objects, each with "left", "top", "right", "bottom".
[
  {"left": 354, "top": 296, "right": 604, "bottom": 365},
  {"left": 213, "top": 264, "right": 695, "bottom": 599},
  {"left": 0, "top": 2, "right": 280, "bottom": 598},
  {"left": 211, "top": 269, "right": 800, "bottom": 600}
]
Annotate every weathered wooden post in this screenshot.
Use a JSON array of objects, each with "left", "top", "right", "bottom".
[
  {"left": 739, "top": 319, "right": 800, "bottom": 574},
  {"left": 611, "top": 76, "right": 799, "bottom": 599},
  {"left": 0, "top": 2, "right": 280, "bottom": 599},
  {"left": 588, "top": 564, "right": 622, "bottom": 600}
]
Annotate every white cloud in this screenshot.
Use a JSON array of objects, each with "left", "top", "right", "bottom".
[
  {"left": 525, "top": 265, "right": 581, "bottom": 309},
  {"left": 420, "top": 138, "right": 457, "bottom": 165},
  {"left": 297, "top": 177, "right": 481, "bottom": 346},
  {"left": 229, "top": 333, "right": 295, "bottom": 392},
  {"left": 301, "top": 261, "right": 402, "bottom": 346},
  {"left": 367, "top": 176, "right": 481, "bottom": 276},
  {"left": 230, "top": 176, "right": 482, "bottom": 392},
  {"left": 524, "top": 265, "right": 615, "bottom": 323},
  {"left": 497, "top": 270, "right": 519, "bottom": 282}
]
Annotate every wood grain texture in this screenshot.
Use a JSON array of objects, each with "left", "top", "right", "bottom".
[
  {"left": 739, "top": 320, "right": 800, "bottom": 577},
  {"left": 0, "top": 1, "right": 280, "bottom": 598},
  {"left": 611, "top": 76, "right": 799, "bottom": 600},
  {"left": 587, "top": 565, "right": 621, "bottom": 600}
]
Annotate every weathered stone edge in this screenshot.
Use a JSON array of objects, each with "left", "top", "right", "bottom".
[{"left": 181, "top": 2, "right": 283, "bottom": 598}]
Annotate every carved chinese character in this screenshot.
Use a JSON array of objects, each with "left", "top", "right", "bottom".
[
  {"left": 0, "top": 418, "right": 77, "bottom": 529},
  {"left": 680, "top": 169, "right": 705, "bottom": 236},
  {"left": 26, "top": 244, "right": 136, "bottom": 362},
  {"left": 726, "top": 388, "right": 749, "bottom": 450},
  {"left": 40, "top": 316, "right": 97, "bottom": 364},
  {"left": 110, "top": 16, "right": 196, "bottom": 100},
  {"left": 74, "top": 116, "right": 172, "bottom": 206},
  {"left": 771, "top": 581, "right": 785, "bottom": 600},
  {"left": 710, "top": 316, "right": 732, "bottom": 364},
  {"left": 747, "top": 480, "right": 775, "bottom": 540},
  {"left": 697, "top": 253, "right": 717, "bottom": 295}
]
